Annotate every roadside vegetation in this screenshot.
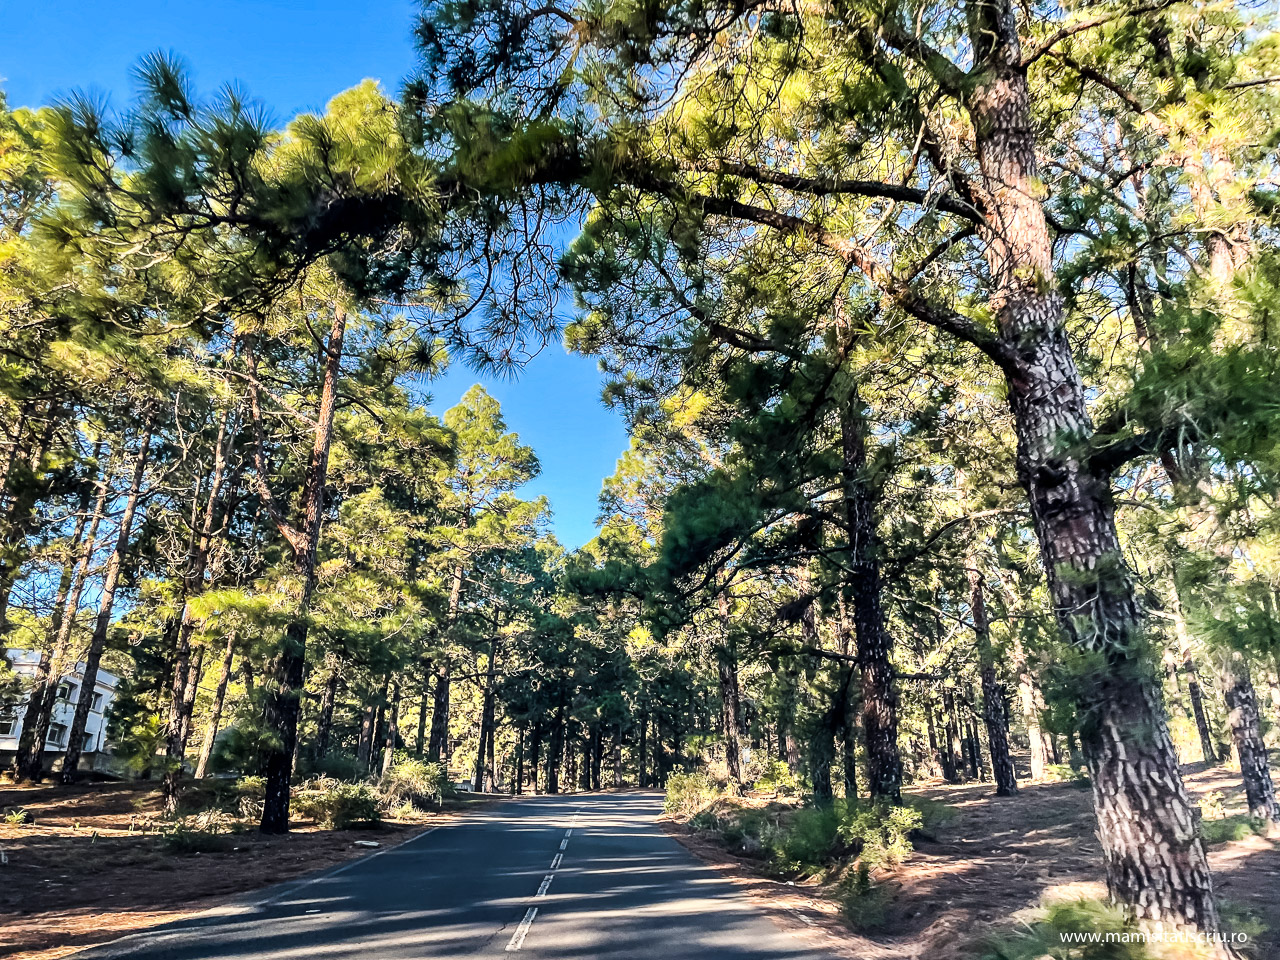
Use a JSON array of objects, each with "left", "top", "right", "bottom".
[{"left": 2, "top": 0, "right": 1280, "bottom": 954}]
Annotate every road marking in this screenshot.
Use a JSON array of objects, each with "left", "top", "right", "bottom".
[
  {"left": 505, "top": 907, "right": 538, "bottom": 952},
  {"left": 564, "top": 828, "right": 572, "bottom": 837},
  {"left": 550, "top": 853, "right": 562, "bottom": 870},
  {"left": 536, "top": 874, "right": 554, "bottom": 897},
  {"left": 559, "top": 837, "right": 568, "bottom": 850}
]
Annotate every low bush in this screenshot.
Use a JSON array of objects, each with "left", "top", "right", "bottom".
[
  {"left": 1045, "top": 764, "right": 1091, "bottom": 788},
  {"left": 380, "top": 760, "right": 452, "bottom": 810},
  {"left": 1201, "top": 813, "right": 1265, "bottom": 845},
  {"left": 979, "top": 898, "right": 1156, "bottom": 959},
  {"left": 753, "top": 759, "right": 803, "bottom": 797},
  {"left": 294, "top": 779, "right": 381, "bottom": 829},
  {"left": 2, "top": 807, "right": 32, "bottom": 824},
  {"left": 664, "top": 771, "right": 724, "bottom": 817},
  {"left": 839, "top": 862, "right": 891, "bottom": 932},
  {"left": 159, "top": 813, "right": 235, "bottom": 854}
]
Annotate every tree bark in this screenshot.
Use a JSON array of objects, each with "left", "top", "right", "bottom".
[
  {"left": 382, "top": 679, "right": 401, "bottom": 775},
  {"left": 1186, "top": 659, "right": 1219, "bottom": 765},
  {"left": 839, "top": 383, "right": 901, "bottom": 802},
  {"left": 716, "top": 639, "right": 744, "bottom": 786},
  {"left": 314, "top": 665, "right": 340, "bottom": 762},
  {"left": 194, "top": 632, "right": 237, "bottom": 779},
  {"left": 970, "top": 568, "right": 1017, "bottom": 795},
  {"left": 414, "top": 661, "right": 432, "bottom": 757},
  {"left": 61, "top": 413, "right": 154, "bottom": 782},
  {"left": 473, "top": 637, "right": 501, "bottom": 792},
  {"left": 428, "top": 560, "right": 465, "bottom": 763},
  {"left": 253, "top": 305, "right": 347, "bottom": 833},
  {"left": 1219, "top": 654, "right": 1280, "bottom": 825}
]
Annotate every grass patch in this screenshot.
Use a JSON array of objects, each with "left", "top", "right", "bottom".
[{"left": 1201, "top": 813, "right": 1266, "bottom": 845}]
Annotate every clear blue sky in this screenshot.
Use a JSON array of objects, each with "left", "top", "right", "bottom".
[{"left": 1, "top": 0, "right": 630, "bottom": 548}]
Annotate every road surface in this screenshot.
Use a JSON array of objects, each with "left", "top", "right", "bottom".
[{"left": 78, "top": 792, "right": 830, "bottom": 959}]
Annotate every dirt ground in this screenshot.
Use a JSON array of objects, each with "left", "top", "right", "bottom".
[
  {"left": 666, "top": 764, "right": 1280, "bottom": 959},
  {"left": 0, "top": 780, "right": 487, "bottom": 960}
]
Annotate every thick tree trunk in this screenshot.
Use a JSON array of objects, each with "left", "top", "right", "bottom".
[
  {"left": 255, "top": 305, "right": 346, "bottom": 834},
  {"left": 61, "top": 415, "right": 154, "bottom": 782},
  {"left": 962, "top": 1, "right": 1220, "bottom": 928},
  {"left": 1219, "top": 655, "right": 1280, "bottom": 825},
  {"left": 414, "top": 662, "right": 432, "bottom": 757},
  {"left": 970, "top": 568, "right": 1017, "bottom": 795},
  {"left": 428, "top": 560, "right": 465, "bottom": 764},
  {"left": 546, "top": 701, "right": 565, "bottom": 794},
  {"left": 195, "top": 632, "right": 237, "bottom": 779},
  {"left": 837, "top": 386, "right": 901, "bottom": 802},
  {"left": 716, "top": 637, "right": 744, "bottom": 786}
]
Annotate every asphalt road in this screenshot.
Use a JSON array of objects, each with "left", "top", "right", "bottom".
[{"left": 78, "top": 791, "right": 830, "bottom": 960}]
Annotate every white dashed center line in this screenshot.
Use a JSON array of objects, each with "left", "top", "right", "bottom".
[
  {"left": 506, "top": 808, "right": 580, "bottom": 951},
  {"left": 505, "top": 907, "right": 538, "bottom": 952}
]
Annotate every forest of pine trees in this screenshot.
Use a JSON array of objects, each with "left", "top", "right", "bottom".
[{"left": 2, "top": 0, "right": 1280, "bottom": 949}]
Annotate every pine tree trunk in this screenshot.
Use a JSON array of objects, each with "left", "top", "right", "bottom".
[
  {"left": 12, "top": 451, "right": 104, "bottom": 782},
  {"left": 473, "top": 638, "right": 500, "bottom": 792},
  {"left": 839, "top": 385, "right": 901, "bottom": 802},
  {"left": 313, "top": 666, "right": 339, "bottom": 761},
  {"left": 1186, "top": 660, "right": 1219, "bottom": 765},
  {"left": 414, "top": 662, "right": 432, "bottom": 757},
  {"left": 971, "top": 569, "right": 1017, "bottom": 795},
  {"left": 514, "top": 725, "right": 525, "bottom": 795},
  {"left": 1219, "top": 655, "right": 1280, "bottom": 825},
  {"left": 716, "top": 638, "right": 744, "bottom": 786},
  {"left": 840, "top": 685, "right": 859, "bottom": 800},
  {"left": 61, "top": 414, "right": 154, "bottom": 782},
  {"left": 195, "top": 632, "right": 236, "bottom": 779},
  {"left": 637, "top": 713, "right": 648, "bottom": 788},
  {"left": 382, "top": 679, "right": 401, "bottom": 775},
  {"left": 253, "top": 305, "right": 346, "bottom": 834},
  {"left": 961, "top": 0, "right": 1222, "bottom": 931},
  {"left": 546, "top": 702, "right": 565, "bottom": 794}
]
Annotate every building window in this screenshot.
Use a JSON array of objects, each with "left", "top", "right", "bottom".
[
  {"left": 91, "top": 692, "right": 104, "bottom": 712},
  {"left": 46, "top": 723, "right": 67, "bottom": 746},
  {"left": 56, "top": 681, "right": 78, "bottom": 702},
  {"left": 83, "top": 733, "right": 94, "bottom": 751},
  {"left": 0, "top": 718, "right": 14, "bottom": 737}
]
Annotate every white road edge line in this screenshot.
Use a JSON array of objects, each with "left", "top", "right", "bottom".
[
  {"left": 505, "top": 907, "right": 538, "bottom": 952},
  {"left": 536, "top": 874, "right": 555, "bottom": 897},
  {"left": 550, "top": 853, "right": 562, "bottom": 870},
  {"left": 559, "top": 838, "right": 568, "bottom": 850}
]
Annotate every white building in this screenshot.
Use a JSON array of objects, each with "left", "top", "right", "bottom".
[{"left": 0, "top": 648, "right": 120, "bottom": 772}]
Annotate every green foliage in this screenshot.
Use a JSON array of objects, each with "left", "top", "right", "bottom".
[
  {"left": 979, "top": 899, "right": 1158, "bottom": 959},
  {"left": 294, "top": 780, "right": 382, "bottom": 829},
  {"left": 839, "top": 863, "right": 890, "bottom": 933},
  {"left": 752, "top": 759, "right": 802, "bottom": 797},
  {"left": 379, "top": 760, "right": 453, "bottom": 809},
  {"left": 2, "top": 807, "right": 32, "bottom": 824},
  {"left": 1201, "top": 814, "right": 1266, "bottom": 846},
  {"left": 1046, "top": 764, "right": 1092, "bottom": 789},
  {"left": 664, "top": 770, "right": 724, "bottom": 817}
]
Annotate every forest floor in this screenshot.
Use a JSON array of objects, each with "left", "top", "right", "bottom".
[
  {"left": 0, "top": 779, "right": 496, "bottom": 960},
  {"left": 665, "top": 763, "right": 1280, "bottom": 958}
]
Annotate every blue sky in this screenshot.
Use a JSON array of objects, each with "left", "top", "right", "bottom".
[{"left": 1, "top": 0, "right": 630, "bottom": 548}]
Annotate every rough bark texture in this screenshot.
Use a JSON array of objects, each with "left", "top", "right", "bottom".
[
  {"left": 428, "top": 558, "right": 465, "bottom": 763},
  {"left": 314, "top": 665, "right": 340, "bottom": 762},
  {"left": 473, "top": 638, "right": 501, "bottom": 792},
  {"left": 962, "top": 0, "right": 1220, "bottom": 931},
  {"left": 716, "top": 643, "right": 744, "bottom": 786},
  {"left": 840, "top": 385, "right": 901, "bottom": 802},
  {"left": 61, "top": 415, "right": 154, "bottom": 781},
  {"left": 1186, "top": 659, "right": 1220, "bottom": 765},
  {"left": 382, "top": 680, "right": 401, "bottom": 775},
  {"left": 1219, "top": 654, "right": 1280, "bottom": 824}
]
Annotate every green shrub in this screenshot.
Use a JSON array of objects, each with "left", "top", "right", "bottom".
[
  {"left": 839, "top": 862, "right": 890, "bottom": 932},
  {"left": 380, "top": 760, "right": 452, "bottom": 810},
  {"left": 838, "top": 803, "right": 922, "bottom": 869},
  {"left": 768, "top": 803, "right": 844, "bottom": 874},
  {"left": 902, "top": 794, "right": 958, "bottom": 830},
  {"left": 979, "top": 899, "right": 1154, "bottom": 959},
  {"left": 664, "top": 771, "right": 724, "bottom": 817},
  {"left": 294, "top": 780, "right": 382, "bottom": 829},
  {"left": 1046, "top": 764, "right": 1091, "bottom": 788},
  {"left": 160, "top": 814, "right": 234, "bottom": 854},
  {"left": 311, "top": 753, "right": 367, "bottom": 781},
  {"left": 2, "top": 807, "right": 32, "bottom": 825},
  {"left": 235, "top": 775, "right": 266, "bottom": 797},
  {"left": 754, "top": 760, "right": 802, "bottom": 797},
  {"left": 1201, "top": 813, "right": 1265, "bottom": 845}
]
